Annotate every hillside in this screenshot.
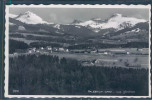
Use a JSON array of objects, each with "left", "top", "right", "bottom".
[{"left": 9, "top": 11, "right": 149, "bottom": 49}]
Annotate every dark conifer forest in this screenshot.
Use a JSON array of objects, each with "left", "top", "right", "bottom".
[{"left": 9, "top": 54, "right": 148, "bottom": 96}]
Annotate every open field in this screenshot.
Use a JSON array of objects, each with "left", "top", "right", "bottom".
[{"left": 47, "top": 53, "right": 148, "bottom": 68}]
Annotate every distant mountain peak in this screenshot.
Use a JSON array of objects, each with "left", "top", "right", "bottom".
[
  {"left": 15, "top": 11, "right": 48, "bottom": 24},
  {"left": 72, "top": 13, "right": 147, "bottom": 32},
  {"left": 16, "top": 11, "right": 37, "bottom": 19}
]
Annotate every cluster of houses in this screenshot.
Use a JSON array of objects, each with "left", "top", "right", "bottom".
[
  {"left": 81, "top": 59, "right": 119, "bottom": 67},
  {"left": 15, "top": 46, "right": 69, "bottom": 54},
  {"left": 27, "top": 46, "right": 69, "bottom": 54},
  {"left": 81, "top": 58, "right": 144, "bottom": 68}
]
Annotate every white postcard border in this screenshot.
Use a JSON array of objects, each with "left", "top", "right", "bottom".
[{"left": 5, "top": 4, "right": 151, "bottom": 98}]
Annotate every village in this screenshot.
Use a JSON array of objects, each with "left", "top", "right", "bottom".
[
  {"left": 13, "top": 46, "right": 148, "bottom": 55},
  {"left": 11, "top": 46, "right": 149, "bottom": 69}
]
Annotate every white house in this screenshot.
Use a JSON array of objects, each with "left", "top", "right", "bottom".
[
  {"left": 65, "top": 49, "right": 69, "bottom": 52},
  {"left": 47, "top": 46, "right": 52, "bottom": 50},
  {"left": 59, "top": 48, "right": 65, "bottom": 52}
]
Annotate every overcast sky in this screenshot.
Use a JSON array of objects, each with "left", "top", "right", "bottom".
[{"left": 10, "top": 8, "right": 149, "bottom": 24}]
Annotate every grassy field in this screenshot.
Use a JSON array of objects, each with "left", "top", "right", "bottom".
[{"left": 45, "top": 49, "right": 149, "bottom": 68}]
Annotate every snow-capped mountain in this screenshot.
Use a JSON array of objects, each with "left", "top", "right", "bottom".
[
  {"left": 9, "top": 11, "right": 149, "bottom": 48},
  {"left": 9, "top": 12, "right": 148, "bottom": 42},
  {"left": 9, "top": 12, "right": 147, "bottom": 32},
  {"left": 11, "top": 11, "right": 49, "bottom": 24},
  {"left": 73, "top": 13, "right": 147, "bottom": 32}
]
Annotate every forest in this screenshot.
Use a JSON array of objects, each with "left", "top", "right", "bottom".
[
  {"left": 9, "top": 39, "right": 29, "bottom": 54},
  {"left": 9, "top": 54, "right": 148, "bottom": 96},
  {"left": 68, "top": 42, "right": 149, "bottom": 49}
]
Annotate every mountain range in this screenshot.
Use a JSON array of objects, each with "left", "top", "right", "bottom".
[{"left": 9, "top": 11, "right": 149, "bottom": 49}]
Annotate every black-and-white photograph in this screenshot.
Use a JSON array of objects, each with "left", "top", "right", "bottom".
[{"left": 5, "top": 5, "right": 151, "bottom": 98}]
